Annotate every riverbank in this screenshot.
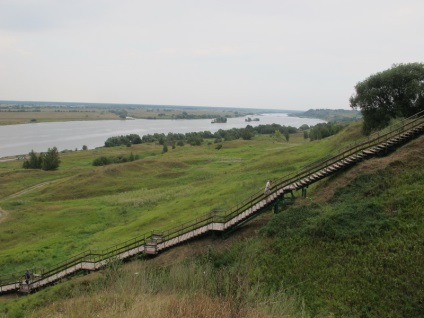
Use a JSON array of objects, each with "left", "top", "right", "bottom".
[{"left": 0, "top": 114, "right": 325, "bottom": 158}]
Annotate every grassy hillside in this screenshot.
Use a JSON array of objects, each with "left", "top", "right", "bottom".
[
  {"left": 259, "top": 135, "right": 424, "bottom": 317},
  {"left": 1, "top": 121, "right": 423, "bottom": 317},
  {"left": 0, "top": 131, "right": 340, "bottom": 274}
]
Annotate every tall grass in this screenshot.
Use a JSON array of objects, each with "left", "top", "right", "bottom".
[
  {"left": 1, "top": 251, "right": 307, "bottom": 318},
  {"left": 259, "top": 135, "right": 424, "bottom": 317}
]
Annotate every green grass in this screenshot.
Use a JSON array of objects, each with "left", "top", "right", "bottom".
[
  {"left": 258, "top": 136, "right": 424, "bottom": 317},
  {"left": 1, "top": 123, "right": 422, "bottom": 317},
  {"left": 0, "top": 255, "right": 307, "bottom": 318},
  {"left": 0, "top": 132, "right": 331, "bottom": 274}
]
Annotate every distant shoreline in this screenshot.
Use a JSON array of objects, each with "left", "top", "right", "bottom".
[{"left": 0, "top": 101, "right": 299, "bottom": 126}]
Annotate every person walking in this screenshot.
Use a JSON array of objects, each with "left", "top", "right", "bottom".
[
  {"left": 25, "top": 270, "right": 30, "bottom": 284},
  {"left": 264, "top": 180, "right": 272, "bottom": 196}
]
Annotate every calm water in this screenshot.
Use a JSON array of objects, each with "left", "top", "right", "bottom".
[{"left": 0, "top": 113, "right": 324, "bottom": 158}]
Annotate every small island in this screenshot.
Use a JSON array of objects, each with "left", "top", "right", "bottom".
[
  {"left": 211, "top": 116, "right": 228, "bottom": 123},
  {"left": 245, "top": 117, "right": 260, "bottom": 122}
]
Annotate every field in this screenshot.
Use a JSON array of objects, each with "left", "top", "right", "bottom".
[
  {"left": 0, "top": 129, "right": 339, "bottom": 274},
  {"left": 1, "top": 120, "right": 423, "bottom": 317},
  {"left": 0, "top": 104, "right": 249, "bottom": 125}
]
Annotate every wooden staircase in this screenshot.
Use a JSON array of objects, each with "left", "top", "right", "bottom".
[{"left": 1, "top": 110, "right": 423, "bottom": 295}]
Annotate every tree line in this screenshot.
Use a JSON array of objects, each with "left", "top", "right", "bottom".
[
  {"left": 103, "top": 122, "right": 342, "bottom": 150},
  {"left": 21, "top": 122, "right": 344, "bottom": 170}
]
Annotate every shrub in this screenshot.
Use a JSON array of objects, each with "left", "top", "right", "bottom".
[{"left": 92, "top": 153, "right": 139, "bottom": 166}]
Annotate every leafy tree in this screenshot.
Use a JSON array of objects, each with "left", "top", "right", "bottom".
[
  {"left": 104, "top": 134, "right": 142, "bottom": 147},
  {"left": 23, "top": 148, "right": 60, "bottom": 170},
  {"left": 309, "top": 123, "right": 343, "bottom": 141},
  {"left": 241, "top": 127, "right": 254, "bottom": 140},
  {"left": 41, "top": 147, "right": 61, "bottom": 170},
  {"left": 22, "top": 150, "right": 42, "bottom": 169},
  {"left": 211, "top": 116, "right": 227, "bottom": 123},
  {"left": 274, "top": 130, "right": 283, "bottom": 141},
  {"left": 350, "top": 63, "right": 424, "bottom": 134}
]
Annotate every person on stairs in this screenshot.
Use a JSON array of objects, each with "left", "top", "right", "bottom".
[
  {"left": 264, "top": 180, "right": 272, "bottom": 202},
  {"left": 25, "top": 270, "right": 30, "bottom": 284}
]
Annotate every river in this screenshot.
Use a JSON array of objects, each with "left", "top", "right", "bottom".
[{"left": 0, "top": 113, "right": 324, "bottom": 158}]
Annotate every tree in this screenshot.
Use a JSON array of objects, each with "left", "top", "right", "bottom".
[
  {"left": 273, "top": 130, "right": 283, "bottom": 141},
  {"left": 211, "top": 116, "right": 227, "bottom": 123},
  {"left": 23, "top": 147, "right": 61, "bottom": 170},
  {"left": 105, "top": 134, "right": 142, "bottom": 147},
  {"left": 349, "top": 63, "right": 424, "bottom": 134},
  {"left": 162, "top": 144, "right": 168, "bottom": 153},
  {"left": 41, "top": 147, "right": 61, "bottom": 170},
  {"left": 241, "top": 127, "right": 254, "bottom": 140},
  {"left": 22, "top": 150, "right": 42, "bottom": 169},
  {"left": 309, "top": 123, "right": 343, "bottom": 141}
]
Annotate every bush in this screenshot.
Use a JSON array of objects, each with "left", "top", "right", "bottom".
[
  {"left": 92, "top": 153, "right": 139, "bottom": 166},
  {"left": 92, "top": 156, "right": 112, "bottom": 166}
]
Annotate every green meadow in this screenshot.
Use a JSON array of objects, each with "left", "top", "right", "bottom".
[
  {"left": 0, "top": 130, "right": 336, "bottom": 274},
  {"left": 1, "top": 120, "right": 422, "bottom": 317}
]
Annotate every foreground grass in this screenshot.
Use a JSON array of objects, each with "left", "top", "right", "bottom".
[{"left": 1, "top": 247, "right": 307, "bottom": 318}]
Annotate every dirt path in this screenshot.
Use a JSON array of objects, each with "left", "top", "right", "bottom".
[
  {"left": 2, "top": 180, "right": 57, "bottom": 201},
  {"left": 0, "top": 179, "right": 66, "bottom": 224}
]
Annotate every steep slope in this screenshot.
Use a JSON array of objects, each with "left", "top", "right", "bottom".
[{"left": 259, "top": 134, "right": 424, "bottom": 317}]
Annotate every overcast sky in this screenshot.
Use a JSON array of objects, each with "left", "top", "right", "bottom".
[{"left": 0, "top": 0, "right": 422, "bottom": 110}]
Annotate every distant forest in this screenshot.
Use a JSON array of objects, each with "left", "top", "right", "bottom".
[{"left": 293, "top": 109, "right": 362, "bottom": 123}]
